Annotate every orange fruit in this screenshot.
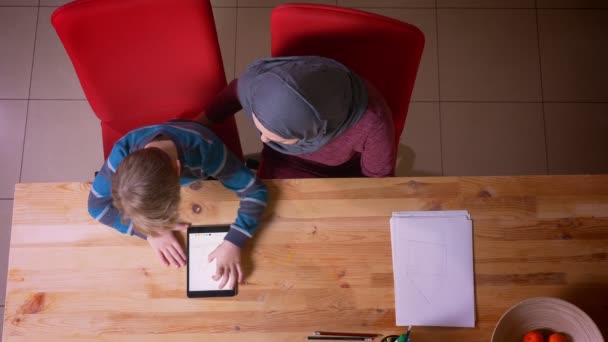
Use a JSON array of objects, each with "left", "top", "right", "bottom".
[
  {"left": 548, "top": 333, "right": 567, "bottom": 342},
  {"left": 524, "top": 331, "right": 544, "bottom": 342}
]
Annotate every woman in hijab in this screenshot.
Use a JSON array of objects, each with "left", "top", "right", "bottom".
[{"left": 198, "top": 56, "right": 395, "bottom": 179}]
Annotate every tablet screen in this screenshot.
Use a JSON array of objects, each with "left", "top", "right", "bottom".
[{"left": 188, "top": 230, "right": 235, "bottom": 292}]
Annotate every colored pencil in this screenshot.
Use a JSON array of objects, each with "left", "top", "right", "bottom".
[
  {"left": 314, "top": 332, "right": 379, "bottom": 338},
  {"left": 307, "top": 336, "right": 373, "bottom": 341}
]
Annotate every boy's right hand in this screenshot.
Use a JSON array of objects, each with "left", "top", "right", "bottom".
[{"left": 147, "top": 229, "right": 186, "bottom": 268}]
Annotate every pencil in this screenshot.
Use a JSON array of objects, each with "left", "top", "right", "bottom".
[
  {"left": 306, "top": 337, "right": 373, "bottom": 341},
  {"left": 314, "top": 332, "right": 379, "bottom": 338}
]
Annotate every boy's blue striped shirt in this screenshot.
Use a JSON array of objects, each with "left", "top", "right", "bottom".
[{"left": 88, "top": 120, "right": 268, "bottom": 247}]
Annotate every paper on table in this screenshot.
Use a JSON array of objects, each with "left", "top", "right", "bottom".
[
  {"left": 390, "top": 211, "right": 475, "bottom": 328},
  {"left": 392, "top": 210, "right": 470, "bottom": 219}
]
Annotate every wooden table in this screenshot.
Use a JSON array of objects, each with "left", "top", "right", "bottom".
[{"left": 3, "top": 176, "right": 608, "bottom": 341}]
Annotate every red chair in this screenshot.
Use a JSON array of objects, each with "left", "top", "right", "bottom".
[
  {"left": 52, "top": 0, "right": 243, "bottom": 160},
  {"left": 271, "top": 4, "right": 425, "bottom": 154}
]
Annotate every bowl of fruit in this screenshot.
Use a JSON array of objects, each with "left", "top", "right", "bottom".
[{"left": 492, "top": 297, "right": 603, "bottom": 342}]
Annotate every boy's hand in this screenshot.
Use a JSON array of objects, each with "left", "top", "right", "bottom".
[
  {"left": 208, "top": 241, "right": 242, "bottom": 290},
  {"left": 147, "top": 229, "right": 186, "bottom": 268}
]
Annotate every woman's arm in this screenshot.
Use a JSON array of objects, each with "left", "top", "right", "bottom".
[
  {"left": 196, "top": 79, "right": 243, "bottom": 124},
  {"left": 360, "top": 111, "right": 396, "bottom": 177}
]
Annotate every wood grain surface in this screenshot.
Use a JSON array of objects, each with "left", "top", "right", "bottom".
[{"left": 3, "top": 176, "right": 608, "bottom": 341}]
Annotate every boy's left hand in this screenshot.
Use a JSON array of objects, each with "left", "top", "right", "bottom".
[{"left": 208, "top": 240, "right": 242, "bottom": 290}]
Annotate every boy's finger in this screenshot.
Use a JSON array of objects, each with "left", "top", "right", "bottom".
[
  {"left": 236, "top": 264, "right": 243, "bottom": 283},
  {"left": 218, "top": 268, "right": 230, "bottom": 289},
  {"left": 163, "top": 249, "right": 180, "bottom": 268},
  {"left": 227, "top": 265, "right": 237, "bottom": 290},
  {"left": 173, "top": 243, "right": 186, "bottom": 261},
  {"left": 155, "top": 250, "right": 169, "bottom": 267},
  {"left": 213, "top": 265, "right": 224, "bottom": 281},
  {"left": 168, "top": 246, "right": 185, "bottom": 267},
  {"left": 167, "top": 245, "right": 185, "bottom": 266},
  {"left": 208, "top": 249, "right": 216, "bottom": 263}
]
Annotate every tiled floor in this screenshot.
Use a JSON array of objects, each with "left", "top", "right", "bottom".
[{"left": 1, "top": 0, "right": 607, "bottom": 308}]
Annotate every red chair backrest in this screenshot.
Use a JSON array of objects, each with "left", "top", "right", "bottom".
[
  {"left": 52, "top": 0, "right": 243, "bottom": 159},
  {"left": 271, "top": 4, "right": 425, "bottom": 148}
]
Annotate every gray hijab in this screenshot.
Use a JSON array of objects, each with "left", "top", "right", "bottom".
[{"left": 237, "top": 56, "right": 368, "bottom": 155}]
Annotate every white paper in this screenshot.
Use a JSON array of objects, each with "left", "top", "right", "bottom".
[
  {"left": 390, "top": 211, "right": 475, "bottom": 328},
  {"left": 392, "top": 210, "right": 471, "bottom": 219},
  {"left": 188, "top": 232, "right": 234, "bottom": 291}
]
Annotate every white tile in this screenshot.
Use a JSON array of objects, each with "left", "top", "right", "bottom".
[
  {"left": 0, "top": 101, "right": 27, "bottom": 198},
  {"left": 21, "top": 100, "right": 103, "bottom": 183},
  {"left": 441, "top": 102, "right": 547, "bottom": 176},
  {"left": 359, "top": 8, "right": 438, "bottom": 101},
  {"left": 538, "top": 10, "right": 608, "bottom": 102},
  {"left": 398, "top": 102, "right": 442, "bottom": 176},
  {"left": 538, "top": 0, "right": 608, "bottom": 8},
  {"left": 338, "top": 0, "right": 433, "bottom": 7},
  {"left": 235, "top": 110, "right": 262, "bottom": 156},
  {"left": 545, "top": 103, "right": 608, "bottom": 175},
  {"left": 437, "top": 0, "right": 534, "bottom": 7},
  {"left": 30, "top": 7, "right": 85, "bottom": 100},
  {"left": 235, "top": 7, "right": 272, "bottom": 76},
  {"left": 0, "top": 200, "right": 14, "bottom": 304},
  {"left": 239, "top": 0, "right": 336, "bottom": 6},
  {"left": 0, "top": 7, "right": 37, "bottom": 99},
  {"left": 438, "top": 9, "right": 542, "bottom": 101},
  {"left": 213, "top": 8, "right": 237, "bottom": 81},
  {"left": 0, "top": 0, "right": 37, "bottom": 5}
]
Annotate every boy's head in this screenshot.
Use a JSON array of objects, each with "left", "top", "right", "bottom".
[{"left": 111, "top": 147, "right": 181, "bottom": 236}]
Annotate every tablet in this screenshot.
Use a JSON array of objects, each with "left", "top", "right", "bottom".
[{"left": 187, "top": 225, "right": 237, "bottom": 298}]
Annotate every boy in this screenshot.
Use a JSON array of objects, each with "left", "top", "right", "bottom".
[{"left": 88, "top": 120, "right": 267, "bottom": 290}]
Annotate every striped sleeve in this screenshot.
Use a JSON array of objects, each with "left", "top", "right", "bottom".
[
  {"left": 202, "top": 136, "right": 268, "bottom": 248},
  {"left": 87, "top": 138, "right": 145, "bottom": 238}
]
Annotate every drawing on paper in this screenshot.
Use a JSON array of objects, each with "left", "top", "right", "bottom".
[{"left": 406, "top": 240, "right": 447, "bottom": 303}]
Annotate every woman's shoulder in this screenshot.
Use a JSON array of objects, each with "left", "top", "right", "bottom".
[{"left": 357, "top": 82, "right": 394, "bottom": 129}]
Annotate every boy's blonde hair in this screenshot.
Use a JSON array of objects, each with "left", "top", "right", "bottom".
[{"left": 111, "top": 147, "right": 181, "bottom": 237}]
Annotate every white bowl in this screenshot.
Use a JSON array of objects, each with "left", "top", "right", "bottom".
[{"left": 492, "top": 297, "right": 604, "bottom": 342}]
